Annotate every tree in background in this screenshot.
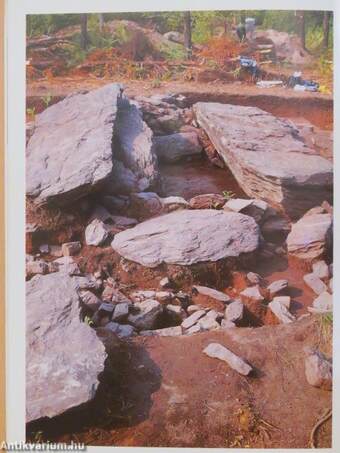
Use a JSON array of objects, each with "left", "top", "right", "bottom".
[
  {"left": 183, "top": 11, "right": 192, "bottom": 59},
  {"left": 323, "top": 11, "right": 331, "bottom": 48},
  {"left": 80, "top": 14, "right": 89, "bottom": 50},
  {"left": 98, "top": 13, "right": 104, "bottom": 33}
]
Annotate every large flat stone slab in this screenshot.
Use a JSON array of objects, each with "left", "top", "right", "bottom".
[
  {"left": 26, "top": 273, "right": 107, "bottom": 422},
  {"left": 194, "top": 103, "right": 333, "bottom": 218},
  {"left": 111, "top": 209, "right": 260, "bottom": 267},
  {"left": 26, "top": 84, "right": 158, "bottom": 205},
  {"left": 26, "top": 84, "right": 122, "bottom": 205}
]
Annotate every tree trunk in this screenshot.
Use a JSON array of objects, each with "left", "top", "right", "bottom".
[
  {"left": 99, "top": 13, "right": 104, "bottom": 33},
  {"left": 183, "top": 11, "right": 192, "bottom": 59},
  {"left": 322, "top": 11, "right": 331, "bottom": 48},
  {"left": 298, "top": 11, "right": 306, "bottom": 50},
  {"left": 80, "top": 14, "right": 89, "bottom": 50}
]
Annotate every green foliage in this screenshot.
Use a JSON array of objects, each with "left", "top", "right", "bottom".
[
  {"left": 222, "top": 190, "right": 235, "bottom": 200},
  {"left": 160, "top": 41, "right": 186, "bottom": 60},
  {"left": 41, "top": 93, "right": 52, "bottom": 108},
  {"left": 26, "top": 107, "right": 36, "bottom": 119}
]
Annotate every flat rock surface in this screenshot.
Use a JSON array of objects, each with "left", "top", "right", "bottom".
[
  {"left": 26, "top": 272, "right": 106, "bottom": 422},
  {"left": 26, "top": 84, "right": 122, "bottom": 205},
  {"left": 111, "top": 209, "right": 260, "bottom": 267},
  {"left": 194, "top": 102, "right": 333, "bottom": 218}
]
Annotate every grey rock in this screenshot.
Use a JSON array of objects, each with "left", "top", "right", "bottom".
[
  {"left": 61, "top": 241, "right": 81, "bottom": 257},
  {"left": 85, "top": 218, "right": 109, "bottom": 246},
  {"left": 129, "top": 192, "right": 163, "bottom": 219},
  {"left": 312, "top": 291, "right": 333, "bottom": 312},
  {"left": 312, "top": 260, "right": 330, "bottom": 281},
  {"left": 26, "top": 260, "right": 48, "bottom": 277},
  {"left": 203, "top": 343, "right": 253, "bottom": 376},
  {"left": 268, "top": 299, "right": 295, "bottom": 324},
  {"left": 112, "top": 302, "right": 130, "bottom": 321},
  {"left": 159, "top": 277, "right": 172, "bottom": 288},
  {"left": 105, "top": 322, "right": 135, "bottom": 338},
  {"left": 140, "top": 326, "right": 182, "bottom": 337},
  {"left": 225, "top": 300, "right": 244, "bottom": 323},
  {"left": 221, "top": 319, "right": 237, "bottom": 329},
  {"left": 198, "top": 315, "right": 220, "bottom": 331},
  {"left": 112, "top": 210, "right": 260, "bottom": 268},
  {"left": 287, "top": 212, "right": 332, "bottom": 262},
  {"left": 161, "top": 196, "right": 189, "bottom": 213},
  {"left": 186, "top": 324, "right": 202, "bottom": 335},
  {"left": 105, "top": 96, "right": 158, "bottom": 194},
  {"left": 272, "top": 296, "right": 291, "bottom": 309},
  {"left": 246, "top": 272, "right": 262, "bottom": 285},
  {"left": 305, "top": 351, "right": 332, "bottom": 390},
  {"left": 181, "top": 310, "right": 206, "bottom": 329},
  {"left": 240, "top": 285, "right": 264, "bottom": 303},
  {"left": 39, "top": 244, "right": 49, "bottom": 254},
  {"left": 166, "top": 304, "right": 186, "bottom": 320},
  {"left": 194, "top": 103, "right": 333, "bottom": 218},
  {"left": 26, "top": 273, "right": 106, "bottom": 422},
  {"left": 127, "top": 299, "right": 162, "bottom": 330},
  {"left": 193, "top": 285, "right": 230, "bottom": 303},
  {"left": 153, "top": 132, "right": 202, "bottom": 163},
  {"left": 303, "top": 273, "right": 328, "bottom": 295},
  {"left": 155, "top": 291, "right": 174, "bottom": 302},
  {"left": 26, "top": 84, "right": 122, "bottom": 205},
  {"left": 187, "top": 304, "right": 204, "bottom": 314},
  {"left": 267, "top": 279, "right": 288, "bottom": 297},
  {"left": 131, "top": 290, "right": 157, "bottom": 302}
]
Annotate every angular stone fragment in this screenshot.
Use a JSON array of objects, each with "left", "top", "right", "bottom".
[
  {"left": 187, "top": 305, "right": 204, "bottom": 314},
  {"left": 305, "top": 351, "right": 332, "bottom": 390},
  {"left": 129, "top": 192, "right": 163, "bottom": 219},
  {"left": 112, "top": 210, "right": 260, "bottom": 268},
  {"left": 221, "top": 320, "right": 236, "bottom": 329},
  {"left": 161, "top": 196, "right": 189, "bottom": 213},
  {"left": 268, "top": 299, "right": 295, "bottom": 324},
  {"left": 193, "top": 285, "right": 230, "bottom": 303},
  {"left": 312, "top": 260, "right": 330, "bottom": 281},
  {"left": 198, "top": 315, "right": 220, "bottom": 331},
  {"left": 194, "top": 103, "right": 333, "bottom": 218},
  {"left": 311, "top": 291, "right": 333, "bottom": 312},
  {"left": 225, "top": 300, "right": 244, "bottom": 323},
  {"left": 267, "top": 279, "right": 288, "bottom": 297},
  {"left": 203, "top": 343, "right": 253, "bottom": 376},
  {"left": 85, "top": 218, "right": 109, "bottom": 246},
  {"left": 186, "top": 324, "right": 202, "bottom": 335},
  {"left": 272, "top": 296, "right": 291, "bottom": 309},
  {"left": 112, "top": 302, "right": 130, "bottom": 322},
  {"left": 246, "top": 272, "right": 262, "bottom": 285},
  {"left": 303, "top": 273, "right": 328, "bottom": 295},
  {"left": 181, "top": 310, "right": 206, "bottom": 329},
  {"left": 287, "top": 212, "right": 332, "bottom": 262},
  {"left": 240, "top": 286, "right": 264, "bottom": 303},
  {"left": 127, "top": 299, "right": 162, "bottom": 330}
]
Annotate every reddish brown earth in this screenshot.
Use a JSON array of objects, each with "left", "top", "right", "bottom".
[
  {"left": 26, "top": 78, "right": 333, "bottom": 448},
  {"left": 26, "top": 317, "right": 332, "bottom": 448}
]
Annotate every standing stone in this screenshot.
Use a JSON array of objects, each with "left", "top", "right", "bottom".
[
  {"left": 85, "top": 218, "right": 109, "bottom": 246},
  {"left": 203, "top": 343, "right": 253, "bottom": 376},
  {"left": 26, "top": 273, "right": 106, "bottom": 422},
  {"left": 305, "top": 351, "right": 332, "bottom": 390},
  {"left": 112, "top": 210, "right": 260, "bottom": 268},
  {"left": 194, "top": 102, "right": 333, "bottom": 218},
  {"left": 26, "top": 84, "right": 123, "bottom": 205}
]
